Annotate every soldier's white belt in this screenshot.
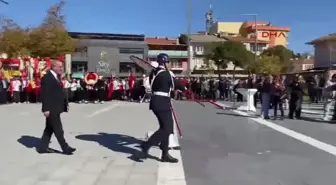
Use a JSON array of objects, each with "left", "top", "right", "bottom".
[{"left": 153, "top": 91, "right": 170, "bottom": 97}]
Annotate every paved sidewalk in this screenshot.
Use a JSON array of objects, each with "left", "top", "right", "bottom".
[{"left": 0, "top": 102, "right": 185, "bottom": 185}]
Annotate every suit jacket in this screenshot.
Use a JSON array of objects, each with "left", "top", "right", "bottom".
[{"left": 41, "top": 71, "right": 68, "bottom": 114}]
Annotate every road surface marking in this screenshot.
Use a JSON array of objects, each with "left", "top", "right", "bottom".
[
  {"left": 157, "top": 150, "right": 186, "bottom": 185},
  {"left": 232, "top": 109, "right": 336, "bottom": 156},
  {"left": 157, "top": 114, "right": 186, "bottom": 185},
  {"left": 86, "top": 103, "right": 120, "bottom": 118},
  {"left": 301, "top": 109, "right": 322, "bottom": 114}
]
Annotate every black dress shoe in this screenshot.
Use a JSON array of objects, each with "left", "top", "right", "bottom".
[
  {"left": 36, "top": 148, "right": 55, "bottom": 154},
  {"left": 140, "top": 142, "right": 149, "bottom": 156},
  {"left": 62, "top": 147, "right": 76, "bottom": 155},
  {"left": 161, "top": 153, "right": 178, "bottom": 163}
]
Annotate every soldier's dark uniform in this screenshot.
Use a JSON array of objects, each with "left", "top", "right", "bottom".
[{"left": 141, "top": 53, "right": 185, "bottom": 163}]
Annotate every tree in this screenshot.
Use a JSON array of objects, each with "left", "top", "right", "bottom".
[
  {"left": 29, "top": 0, "right": 75, "bottom": 58},
  {"left": 0, "top": 18, "right": 31, "bottom": 57},
  {"left": 255, "top": 55, "right": 282, "bottom": 75},
  {"left": 204, "top": 40, "right": 253, "bottom": 78},
  {"left": 204, "top": 42, "right": 229, "bottom": 72},
  {"left": 260, "top": 45, "right": 295, "bottom": 72}
]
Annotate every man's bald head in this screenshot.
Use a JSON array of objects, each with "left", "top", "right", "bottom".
[{"left": 50, "top": 60, "right": 63, "bottom": 75}]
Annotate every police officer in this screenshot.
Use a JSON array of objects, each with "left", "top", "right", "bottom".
[{"left": 140, "top": 53, "right": 184, "bottom": 163}]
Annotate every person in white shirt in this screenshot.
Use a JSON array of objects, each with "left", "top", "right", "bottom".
[
  {"left": 140, "top": 74, "right": 151, "bottom": 103},
  {"left": 12, "top": 77, "right": 22, "bottom": 103},
  {"left": 323, "top": 74, "right": 336, "bottom": 120},
  {"left": 62, "top": 78, "right": 71, "bottom": 102},
  {"left": 121, "top": 79, "right": 126, "bottom": 99},
  {"left": 69, "top": 79, "right": 77, "bottom": 102},
  {"left": 113, "top": 78, "right": 120, "bottom": 100},
  {"left": 21, "top": 78, "right": 29, "bottom": 103}
]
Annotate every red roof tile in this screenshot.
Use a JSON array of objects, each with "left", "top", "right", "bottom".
[
  {"left": 243, "top": 21, "right": 290, "bottom": 32},
  {"left": 306, "top": 33, "right": 336, "bottom": 45},
  {"left": 229, "top": 36, "right": 269, "bottom": 44},
  {"left": 146, "top": 37, "right": 178, "bottom": 45}
]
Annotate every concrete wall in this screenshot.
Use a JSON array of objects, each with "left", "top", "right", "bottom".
[{"left": 210, "top": 22, "right": 243, "bottom": 34}]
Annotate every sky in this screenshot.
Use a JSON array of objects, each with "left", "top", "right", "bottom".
[{"left": 0, "top": 0, "right": 335, "bottom": 53}]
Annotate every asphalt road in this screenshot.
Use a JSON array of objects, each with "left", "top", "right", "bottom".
[
  {"left": 173, "top": 100, "right": 336, "bottom": 185},
  {"left": 3, "top": 100, "right": 336, "bottom": 185}
]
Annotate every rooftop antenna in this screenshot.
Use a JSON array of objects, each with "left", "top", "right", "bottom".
[{"left": 205, "top": 0, "right": 213, "bottom": 34}]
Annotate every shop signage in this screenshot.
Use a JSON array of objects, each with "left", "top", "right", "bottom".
[
  {"left": 96, "top": 60, "right": 111, "bottom": 74},
  {"left": 96, "top": 51, "right": 111, "bottom": 74},
  {"left": 261, "top": 31, "right": 286, "bottom": 38}
]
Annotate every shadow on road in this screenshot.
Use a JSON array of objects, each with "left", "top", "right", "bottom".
[
  {"left": 17, "top": 135, "right": 41, "bottom": 148},
  {"left": 17, "top": 135, "right": 62, "bottom": 153},
  {"left": 76, "top": 132, "right": 159, "bottom": 162}
]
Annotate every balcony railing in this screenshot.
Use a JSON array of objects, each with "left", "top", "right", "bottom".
[{"left": 148, "top": 50, "right": 187, "bottom": 57}]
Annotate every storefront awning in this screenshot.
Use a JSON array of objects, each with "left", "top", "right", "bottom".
[{"left": 71, "top": 72, "right": 84, "bottom": 79}]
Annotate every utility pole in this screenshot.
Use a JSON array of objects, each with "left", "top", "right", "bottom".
[
  {"left": 186, "top": 0, "right": 192, "bottom": 77},
  {"left": 240, "top": 13, "right": 258, "bottom": 63}
]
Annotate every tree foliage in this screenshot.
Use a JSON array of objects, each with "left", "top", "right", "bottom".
[
  {"left": 29, "top": 0, "right": 75, "bottom": 58},
  {"left": 0, "top": 19, "right": 31, "bottom": 57},
  {"left": 255, "top": 55, "right": 282, "bottom": 75},
  {"left": 204, "top": 42, "right": 228, "bottom": 70},
  {"left": 260, "top": 45, "right": 295, "bottom": 73},
  {"left": 0, "top": 0, "right": 74, "bottom": 58},
  {"left": 204, "top": 40, "right": 253, "bottom": 70}
]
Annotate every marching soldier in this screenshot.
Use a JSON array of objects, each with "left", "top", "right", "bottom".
[{"left": 140, "top": 53, "right": 185, "bottom": 163}]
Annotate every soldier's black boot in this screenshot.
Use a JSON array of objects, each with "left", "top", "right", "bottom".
[{"left": 161, "top": 150, "right": 178, "bottom": 163}]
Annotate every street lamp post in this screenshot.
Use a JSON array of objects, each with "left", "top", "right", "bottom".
[
  {"left": 240, "top": 13, "right": 258, "bottom": 64},
  {"left": 186, "top": 0, "right": 192, "bottom": 77}
]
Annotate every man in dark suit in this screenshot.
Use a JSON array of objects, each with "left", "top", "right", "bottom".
[{"left": 37, "top": 60, "right": 76, "bottom": 155}]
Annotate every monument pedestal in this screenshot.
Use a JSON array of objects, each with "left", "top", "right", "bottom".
[{"left": 237, "top": 89, "right": 257, "bottom": 112}]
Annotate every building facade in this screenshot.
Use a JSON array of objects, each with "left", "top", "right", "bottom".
[
  {"left": 218, "top": 33, "right": 270, "bottom": 55},
  {"left": 307, "top": 33, "right": 336, "bottom": 68},
  {"left": 179, "top": 33, "right": 228, "bottom": 71},
  {"left": 210, "top": 21, "right": 290, "bottom": 47},
  {"left": 178, "top": 33, "right": 267, "bottom": 76},
  {"left": 69, "top": 32, "right": 148, "bottom": 77},
  {"left": 289, "top": 58, "right": 314, "bottom": 73},
  {"left": 146, "top": 37, "right": 188, "bottom": 74}
]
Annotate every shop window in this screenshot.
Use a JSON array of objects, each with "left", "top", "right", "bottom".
[
  {"left": 119, "top": 62, "right": 144, "bottom": 73},
  {"left": 119, "top": 48, "right": 144, "bottom": 54}
]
